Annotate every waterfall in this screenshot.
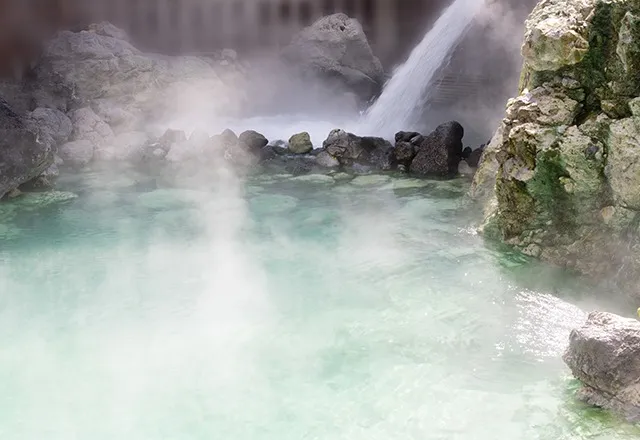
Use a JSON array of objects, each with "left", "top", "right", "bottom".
[{"left": 359, "top": 0, "right": 485, "bottom": 139}]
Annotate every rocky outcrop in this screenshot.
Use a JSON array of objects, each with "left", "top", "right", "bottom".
[
  {"left": 0, "top": 98, "right": 54, "bottom": 198},
  {"left": 281, "top": 13, "right": 385, "bottom": 102},
  {"left": 563, "top": 311, "right": 640, "bottom": 421},
  {"left": 471, "top": 0, "right": 640, "bottom": 293},
  {"left": 30, "top": 23, "right": 247, "bottom": 121}
]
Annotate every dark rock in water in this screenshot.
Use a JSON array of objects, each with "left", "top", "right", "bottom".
[
  {"left": 321, "top": 129, "right": 394, "bottom": 171},
  {"left": 563, "top": 311, "right": 640, "bottom": 422},
  {"left": 466, "top": 145, "right": 485, "bottom": 168},
  {"left": 288, "top": 132, "right": 313, "bottom": 154},
  {"left": 281, "top": 13, "right": 384, "bottom": 102},
  {"left": 0, "top": 97, "right": 54, "bottom": 199},
  {"left": 239, "top": 130, "right": 268, "bottom": 153},
  {"left": 395, "top": 131, "right": 422, "bottom": 143},
  {"left": 410, "top": 121, "right": 464, "bottom": 177},
  {"left": 462, "top": 147, "right": 473, "bottom": 159},
  {"left": 393, "top": 141, "right": 416, "bottom": 169}
]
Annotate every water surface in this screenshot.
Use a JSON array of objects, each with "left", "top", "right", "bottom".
[{"left": 0, "top": 166, "right": 637, "bottom": 439}]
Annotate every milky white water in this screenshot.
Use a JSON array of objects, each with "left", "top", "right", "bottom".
[
  {"left": 0, "top": 161, "right": 638, "bottom": 439},
  {"left": 359, "top": 0, "right": 484, "bottom": 138}
]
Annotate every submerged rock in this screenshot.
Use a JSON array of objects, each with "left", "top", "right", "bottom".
[
  {"left": 471, "top": 0, "right": 640, "bottom": 294},
  {"left": 0, "top": 98, "right": 54, "bottom": 199},
  {"left": 281, "top": 13, "right": 384, "bottom": 101},
  {"left": 563, "top": 311, "right": 640, "bottom": 421}
]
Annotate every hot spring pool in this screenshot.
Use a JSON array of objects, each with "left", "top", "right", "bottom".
[{"left": 0, "top": 165, "right": 638, "bottom": 439}]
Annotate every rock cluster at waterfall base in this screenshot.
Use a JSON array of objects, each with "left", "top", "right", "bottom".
[
  {"left": 471, "top": 0, "right": 640, "bottom": 295},
  {"left": 0, "top": 18, "right": 484, "bottom": 199},
  {"left": 563, "top": 311, "right": 640, "bottom": 422}
]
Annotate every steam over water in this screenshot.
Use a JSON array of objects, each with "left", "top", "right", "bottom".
[
  {"left": 360, "top": 0, "right": 484, "bottom": 138},
  {"left": 0, "top": 162, "right": 638, "bottom": 439}
]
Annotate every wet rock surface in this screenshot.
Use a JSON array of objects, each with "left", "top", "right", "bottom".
[
  {"left": 564, "top": 311, "right": 640, "bottom": 422},
  {"left": 471, "top": 0, "right": 640, "bottom": 295},
  {"left": 0, "top": 98, "right": 54, "bottom": 198},
  {"left": 281, "top": 13, "right": 385, "bottom": 102}
]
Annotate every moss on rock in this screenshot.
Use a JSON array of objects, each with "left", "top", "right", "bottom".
[{"left": 472, "top": 0, "right": 640, "bottom": 295}]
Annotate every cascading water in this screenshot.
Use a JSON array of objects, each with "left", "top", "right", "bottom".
[{"left": 359, "top": 0, "right": 485, "bottom": 139}]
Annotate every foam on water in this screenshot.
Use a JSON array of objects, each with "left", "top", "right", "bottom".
[{"left": 359, "top": 0, "right": 484, "bottom": 139}]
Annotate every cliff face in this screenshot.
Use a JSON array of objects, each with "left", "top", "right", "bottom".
[{"left": 472, "top": 0, "right": 640, "bottom": 293}]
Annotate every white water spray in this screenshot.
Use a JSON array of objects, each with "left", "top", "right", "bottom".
[{"left": 359, "top": 0, "right": 485, "bottom": 139}]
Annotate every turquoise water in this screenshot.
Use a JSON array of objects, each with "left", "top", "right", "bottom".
[{"left": 0, "top": 165, "right": 638, "bottom": 439}]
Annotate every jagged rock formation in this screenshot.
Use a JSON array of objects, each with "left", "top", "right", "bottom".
[
  {"left": 281, "top": 13, "right": 385, "bottom": 102},
  {"left": 472, "top": 0, "right": 640, "bottom": 293},
  {"left": 0, "top": 98, "right": 54, "bottom": 198},
  {"left": 563, "top": 311, "right": 640, "bottom": 421}
]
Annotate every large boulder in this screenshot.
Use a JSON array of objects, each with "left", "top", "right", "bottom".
[
  {"left": 28, "top": 107, "right": 73, "bottom": 146},
  {"left": 471, "top": 0, "right": 640, "bottom": 294},
  {"left": 409, "top": 121, "right": 464, "bottom": 177},
  {"left": 563, "top": 311, "right": 640, "bottom": 421},
  {"left": 281, "top": 14, "right": 385, "bottom": 101},
  {"left": 321, "top": 129, "right": 394, "bottom": 171},
  {"left": 0, "top": 98, "right": 54, "bottom": 198},
  {"left": 31, "top": 23, "right": 248, "bottom": 121}
]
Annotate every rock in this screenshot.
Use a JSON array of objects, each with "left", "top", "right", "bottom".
[
  {"left": 465, "top": 145, "right": 485, "bottom": 168},
  {"left": 28, "top": 107, "right": 72, "bottom": 146},
  {"left": 87, "top": 21, "right": 130, "bottom": 41},
  {"left": 33, "top": 28, "right": 156, "bottom": 108},
  {"left": 410, "top": 121, "right": 464, "bottom": 177},
  {"left": 69, "top": 107, "right": 115, "bottom": 147},
  {"left": 59, "top": 140, "right": 95, "bottom": 168},
  {"left": 0, "top": 97, "right": 54, "bottom": 199},
  {"left": 321, "top": 129, "right": 394, "bottom": 171},
  {"left": 315, "top": 150, "right": 340, "bottom": 168},
  {"left": 288, "top": 132, "right": 313, "bottom": 154},
  {"left": 563, "top": 311, "right": 640, "bottom": 421},
  {"left": 471, "top": 0, "right": 640, "bottom": 294},
  {"left": 96, "top": 131, "right": 148, "bottom": 162},
  {"left": 281, "top": 13, "right": 384, "bottom": 101},
  {"left": 238, "top": 130, "right": 268, "bottom": 154},
  {"left": 395, "top": 131, "right": 422, "bottom": 143},
  {"left": 393, "top": 141, "right": 416, "bottom": 169},
  {"left": 31, "top": 23, "right": 248, "bottom": 122}
]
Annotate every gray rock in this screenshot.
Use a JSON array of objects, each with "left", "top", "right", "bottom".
[
  {"left": 59, "top": 140, "right": 95, "bottom": 168},
  {"left": 288, "top": 132, "right": 313, "bottom": 154},
  {"left": 0, "top": 98, "right": 54, "bottom": 198},
  {"left": 28, "top": 107, "right": 73, "bottom": 146},
  {"left": 410, "top": 121, "right": 464, "bottom": 177},
  {"left": 393, "top": 141, "right": 416, "bottom": 168},
  {"left": 315, "top": 150, "right": 340, "bottom": 168},
  {"left": 34, "top": 29, "right": 156, "bottom": 107},
  {"left": 563, "top": 311, "right": 640, "bottom": 422},
  {"left": 70, "top": 107, "right": 115, "bottom": 147},
  {"left": 281, "top": 13, "right": 384, "bottom": 101},
  {"left": 321, "top": 129, "right": 394, "bottom": 170},
  {"left": 87, "top": 21, "right": 131, "bottom": 42},
  {"left": 239, "top": 130, "right": 268, "bottom": 153},
  {"left": 95, "top": 131, "right": 148, "bottom": 162}
]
